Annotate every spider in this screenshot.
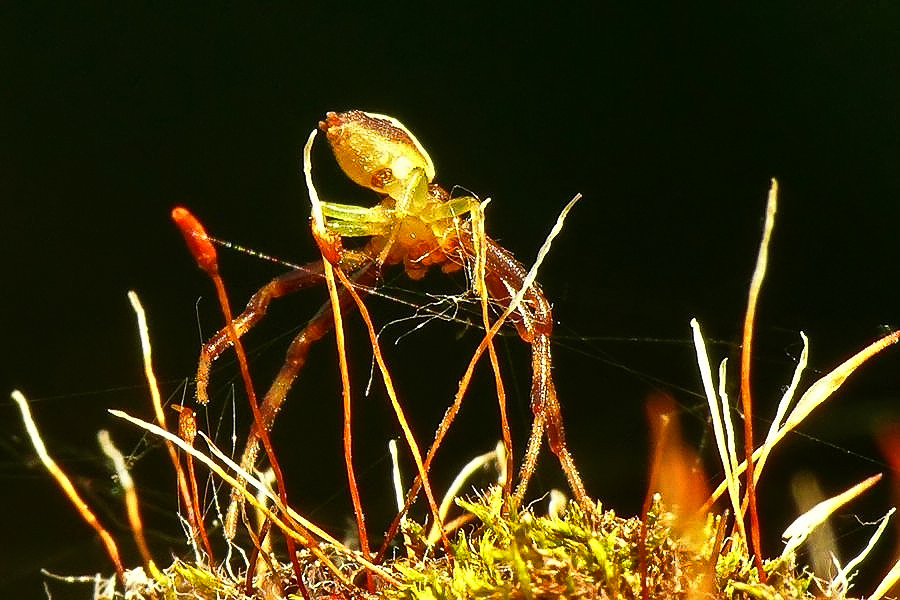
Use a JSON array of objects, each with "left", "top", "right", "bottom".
[{"left": 191, "top": 110, "right": 593, "bottom": 542}]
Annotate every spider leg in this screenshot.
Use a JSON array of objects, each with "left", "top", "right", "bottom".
[
  {"left": 196, "top": 255, "right": 372, "bottom": 405},
  {"left": 225, "top": 267, "right": 379, "bottom": 538},
  {"left": 525, "top": 331, "right": 591, "bottom": 514},
  {"left": 196, "top": 261, "right": 326, "bottom": 405},
  {"left": 475, "top": 235, "right": 593, "bottom": 514},
  {"left": 192, "top": 257, "right": 377, "bottom": 538},
  {"left": 377, "top": 230, "right": 593, "bottom": 554}
]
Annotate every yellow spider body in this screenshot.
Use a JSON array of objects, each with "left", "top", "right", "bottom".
[{"left": 318, "top": 110, "right": 479, "bottom": 279}]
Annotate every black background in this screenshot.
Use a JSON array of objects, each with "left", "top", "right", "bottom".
[{"left": 3, "top": 4, "right": 900, "bottom": 598}]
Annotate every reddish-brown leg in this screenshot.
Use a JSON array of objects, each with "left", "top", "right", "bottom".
[
  {"left": 191, "top": 257, "right": 378, "bottom": 537},
  {"left": 376, "top": 232, "right": 593, "bottom": 560},
  {"left": 473, "top": 235, "right": 592, "bottom": 514},
  {"left": 195, "top": 262, "right": 327, "bottom": 405},
  {"left": 222, "top": 264, "right": 378, "bottom": 536}
]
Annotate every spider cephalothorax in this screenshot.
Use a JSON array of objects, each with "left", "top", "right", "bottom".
[{"left": 317, "top": 110, "right": 478, "bottom": 280}]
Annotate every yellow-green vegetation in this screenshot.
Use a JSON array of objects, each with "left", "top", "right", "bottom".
[
  {"left": 121, "top": 486, "right": 818, "bottom": 599},
  {"left": 385, "top": 488, "right": 807, "bottom": 600}
]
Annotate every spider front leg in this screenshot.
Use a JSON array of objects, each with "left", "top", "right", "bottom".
[
  {"left": 195, "top": 262, "right": 325, "bottom": 405},
  {"left": 224, "top": 264, "right": 379, "bottom": 537},
  {"left": 192, "top": 255, "right": 377, "bottom": 538}
]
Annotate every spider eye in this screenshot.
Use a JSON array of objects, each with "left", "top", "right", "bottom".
[{"left": 320, "top": 110, "right": 436, "bottom": 196}]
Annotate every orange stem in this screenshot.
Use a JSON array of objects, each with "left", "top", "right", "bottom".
[{"left": 172, "top": 207, "right": 311, "bottom": 597}]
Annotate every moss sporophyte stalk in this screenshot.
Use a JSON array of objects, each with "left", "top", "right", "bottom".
[{"left": 12, "top": 112, "right": 900, "bottom": 599}]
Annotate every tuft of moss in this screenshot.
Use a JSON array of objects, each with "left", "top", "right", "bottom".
[
  {"left": 121, "top": 485, "right": 830, "bottom": 600},
  {"left": 378, "top": 486, "right": 815, "bottom": 600}
]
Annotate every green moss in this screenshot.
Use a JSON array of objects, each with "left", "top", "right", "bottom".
[
  {"left": 118, "top": 485, "right": 826, "bottom": 599},
  {"left": 377, "top": 487, "right": 817, "bottom": 599}
]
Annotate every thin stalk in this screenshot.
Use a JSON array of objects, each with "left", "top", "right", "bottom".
[{"left": 739, "top": 180, "right": 777, "bottom": 581}]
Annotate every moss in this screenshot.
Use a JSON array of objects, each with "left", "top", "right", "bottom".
[
  {"left": 118, "top": 486, "right": 825, "bottom": 600},
  {"left": 379, "top": 488, "right": 814, "bottom": 600}
]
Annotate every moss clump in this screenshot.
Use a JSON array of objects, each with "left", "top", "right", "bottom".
[
  {"left": 123, "top": 486, "right": 823, "bottom": 600},
  {"left": 380, "top": 487, "right": 813, "bottom": 600}
]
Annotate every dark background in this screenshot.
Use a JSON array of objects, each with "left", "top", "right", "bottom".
[{"left": 2, "top": 4, "right": 899, "bottom": 598}]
